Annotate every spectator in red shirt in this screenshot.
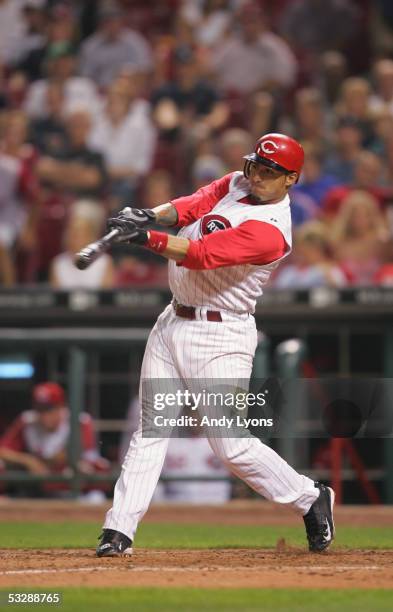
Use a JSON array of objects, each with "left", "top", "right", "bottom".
[{"left": 0, "top": 381, "right": 109, "bottom": 496}]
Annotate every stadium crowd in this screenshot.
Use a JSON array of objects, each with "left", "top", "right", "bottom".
[{"left": 0, "top": 0, "right": 393, "bottom": 289}]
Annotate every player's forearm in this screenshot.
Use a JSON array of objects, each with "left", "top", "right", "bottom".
[
  {"left": 161, "top": 234, "right": 189, "bottom": 261},
  {"left": 152, "top": 203, "right": 178, "bottom": 227},
  {"left": 0, "top": 447, "right": 36, "bottom": 468},
  {"left": 143, "top": 231, "right": 189, "bottom": 262}
]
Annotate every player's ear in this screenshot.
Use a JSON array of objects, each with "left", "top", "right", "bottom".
[{"left": 285, "top": 172, "right": 298, "bottom": 187}]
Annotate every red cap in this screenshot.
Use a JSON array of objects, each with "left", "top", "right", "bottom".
[
  {"left": 33, "top": 382, "right": 65, "bottom": 409},
  {"left": 244, "top": 133, "right": 305, "bottom": 176}
]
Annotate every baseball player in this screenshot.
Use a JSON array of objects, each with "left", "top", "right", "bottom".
[
  {"left": 96, "top": 133, "right": 335, "bottom": 557},
  {"left": 0, "top": 382, "right": 110, "bottom": 495}
]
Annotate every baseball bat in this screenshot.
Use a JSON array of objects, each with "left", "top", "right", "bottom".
[{"left": 74, "top": 228, "right": 120, "bottom": 270}]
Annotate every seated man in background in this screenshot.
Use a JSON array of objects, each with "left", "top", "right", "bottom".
[
  {"left": 0, "top": 382, "right": 109, "bottom": 498},
  {"left": 21, "top": 108, "right": 108, "bottom": 281}
]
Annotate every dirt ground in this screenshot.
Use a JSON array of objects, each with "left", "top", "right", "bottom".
[{"left": 0, "top": 500, "right": 392, "bottom": 589}]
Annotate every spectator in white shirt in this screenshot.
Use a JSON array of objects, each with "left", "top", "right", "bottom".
[
  {"left": 24, "top": 41, "right": 102, "bottom": 119},
  {"left": 89, "top": 74, "right": 156, "bottom": 208},
  {"left": 50, "top": 199, "right": 113, "bottom": 289}
]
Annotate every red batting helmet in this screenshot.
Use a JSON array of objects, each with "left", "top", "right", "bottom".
[
  {"left": 243, "top": 133, "right": 304, "bottom": 179},
  {"left": 33, "top": 382, "right": 65, "bottom": 410}
]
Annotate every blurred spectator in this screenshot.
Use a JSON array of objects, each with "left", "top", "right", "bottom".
[
  {"left": 24, "top": 41, "right": 101, "bottom": 119},
  {"left": 141, "top": 169, "right": 174, "bottom": 210},
  {"left": 89, "top": 76, "right": 156, "bottom": 209},
  {"left": 290, "top": 145, "right": 340, "bottom": 226},
  {"left": 323, "top": 117, "right": 364, "bottom": 184},
  {"left": 317, "top": 50, "right": 348, "bottom": 106},
  {"left": 11, "top": 1, "right": 48, "bottom": 82},
  {"left": 0, "top": 110, "right": 34, "bottom": 254},
  {"left": 369, "top": 58, "right": 393, "bottom": 117},
  {"left": 0, "top": 0, "right": 26, "bottom": 66},
  {"left": 322, "top": 150, "right": 391, "bottom": 217},
  {"left": 279, "top": 0, "right": 360, "bottom": 57},
  {"left": 16, "top": 0, "right": 82, "bottom": 84},
  {"left": 0, "top": 381, "right": 110, "bottom": 497},
  {"left": 151, "top": 44, "right": 229, "bottom": 142},
  {"left": 19, "top": 108, "right": 107, "bottom": 281},
  {"left": 273, "top": 221, "right": 347, "bottom": 288},
  {"left": 191, "top": 154, "right": 225, "bottom": 189},
  {"left": 211, "top": 2, "right": 297, "bottom": 95},
  {"left": 179, "top": 0, "right": 232, "bottom": 48},
  {"left": 50, "top": 199, "right": 113, "bottom": 289},
  {"left": 335, "top": 77, "right": 374, "bottom": 145},
  {"left": 330, "top": 190, "right": 391, "bottom": 285},
  {"left": 35, "top": 108, "right": 107, "bottom": 200},
  {"left": 29, "top": 82, "right": 68, "bottom": 155},
  {"left": 48, "top": 1, "right": 79, "bottom": 47},
  {"left": 249, "top": 91, "right": 275, "bottom": 140},
  {"left": 284, "top": 87, "right": 331, "bottom": 151},
  {"left": 370, "top": 109, "right": 393, "bottom": 157},
  {"left": 219, "top": 128, "right": 253, "bottom": 174},
  {"left": 79, "top": 1, "right": 153, "bottom": 89}
]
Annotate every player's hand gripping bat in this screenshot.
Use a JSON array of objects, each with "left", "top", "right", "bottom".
[{"left": 74, "top": 206, "right": 155, "bottom": 270}]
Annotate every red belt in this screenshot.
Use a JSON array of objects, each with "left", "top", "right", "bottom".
[{"left": 173, "top": 301, "right": 222, "bottom": 322}]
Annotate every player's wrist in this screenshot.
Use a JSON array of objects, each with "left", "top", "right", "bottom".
[{"left": 145, "top": 230, "right": 169, "bottom": 253}]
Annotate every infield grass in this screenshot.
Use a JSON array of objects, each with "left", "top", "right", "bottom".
[
  {"left": 0, "top": 521, "right": 392, "bottom": 549},
  {"left": 0, "top": 588, "right": 392, "bottom": 612}
]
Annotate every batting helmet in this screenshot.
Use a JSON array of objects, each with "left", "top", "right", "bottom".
[
  {"left": 33, "top": 382, "right": 65, "bottom": 410},
  {"left": 243, "top": 133, "right": 304, "bottom": 179}
]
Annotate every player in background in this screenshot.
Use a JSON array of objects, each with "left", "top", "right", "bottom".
[
  {"left": 0, "top": 382, "right": 110, "bottom": 497},
  {"left": 96, "top": 133, "right": 335, "bottom": 557}
]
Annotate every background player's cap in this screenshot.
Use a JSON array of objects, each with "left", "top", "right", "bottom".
[
  {"left": 33, "top": 382, "right": 65, "bottom": 411},
  {"left": 243, "top": 133, "right": 305, "bottom": 177}
]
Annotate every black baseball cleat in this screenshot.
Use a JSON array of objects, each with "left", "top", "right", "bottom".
[
  {"left": 303, "top": 482, "right": 335, "bottom": 552},
  {"left": 96, "top": 529, "right": 133, "bottom": 557}
]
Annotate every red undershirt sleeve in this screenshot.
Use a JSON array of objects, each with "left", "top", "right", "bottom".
[
  {"left": 171, "top": 173, "right": 233, "bottom": 227},
  {"left": 180, "top": 220, "right": 288, "bottom": 270}
]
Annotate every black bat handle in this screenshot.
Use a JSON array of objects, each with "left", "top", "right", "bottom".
[{"left": 74, "top": 229, "right": 120, "bottom": 270}]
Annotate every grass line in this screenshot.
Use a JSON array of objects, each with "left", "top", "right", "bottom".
[{"left": 0, "top": 522, "right": 392, "bottom": 550}]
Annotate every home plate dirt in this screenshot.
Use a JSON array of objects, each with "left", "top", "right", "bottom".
[
  {"left": 1, "top": 548, "right": 392, "bottom": 589},
  {"left": 0, "top": 501, "right": 392, "bottom": 589}
]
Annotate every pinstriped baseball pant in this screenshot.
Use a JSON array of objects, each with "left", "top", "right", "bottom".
[{"left": 104, "top": 304, "right": 319, "bottom": 540}]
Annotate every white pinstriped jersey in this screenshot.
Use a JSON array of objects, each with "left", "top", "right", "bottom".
[{"left": 168, "top": 171, "right": 292, "bottom": 313}]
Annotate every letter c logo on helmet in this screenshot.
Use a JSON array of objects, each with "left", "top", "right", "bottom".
[{"left": 258, "top": 140, "right": 279, "bottom": 155}]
